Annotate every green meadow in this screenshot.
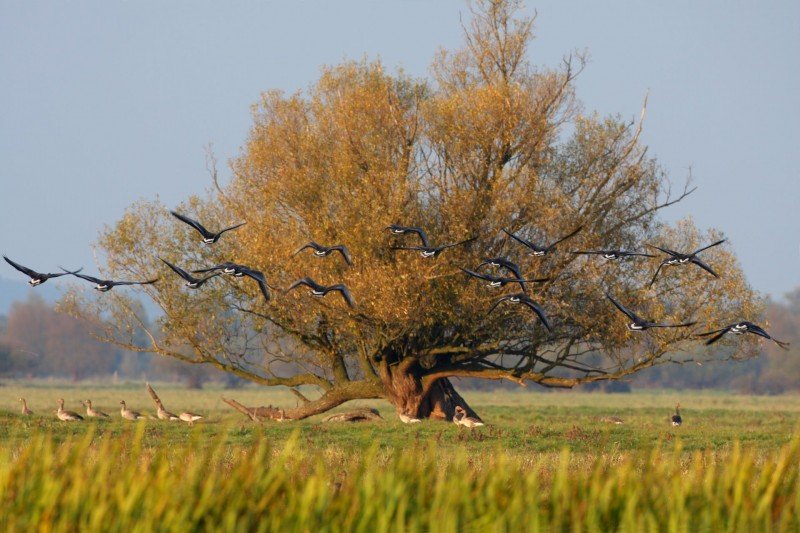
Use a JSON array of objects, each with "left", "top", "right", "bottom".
[{"left": 1, "top": 383, "right": 799, "bottom": 530}]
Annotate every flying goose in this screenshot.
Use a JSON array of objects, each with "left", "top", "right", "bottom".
[
  {"left": 170, "top": 211, "right": 246, "bottom": 244},
  {"left": 56, "top": 399, "right": 83, "bottom": 421},
  {"left": 293, "top": 242, "right": 353, "bottom": 266},
  {"left": 696, "top": 321, "right": 789, "bottom": 349},
  {"left": 4, "top": 256, "right": 82, "bottom": 286},
  {"left": 68, "top": 271, "right": 158, "bottom": 292},
  {"left": 286, "top": 277, "right": 356, "bottom": 308},
  {"left": 19, "top": 398, "right": 33, "bottom": 415},
  {"left": 160, "top": 258, "right": 221, "bottom": 288},
  {"left": 671, "top": 404, "right": 682, "bottom": 426},
  {"left": 453, "top": 406, "right": 484, "bottom": 428},
  {"left": 179, "top": 412, "right": 203, "bottom": 426},
  {"left": 476, "top": 257, "right": 525, "bottom": 280},
  {"left": 571, "top": 250, "right": 655, "bottom": 261},
  {"left": 82, "top": 400, "right": 110, "bottom": 418},
  {"left": 392, "top": 237, "right": 476, "bottom": 259},
  {"left": 647, "top": 239, "right": 726, "bottom": 287},
  {"left": 503, "top": 226, "right": 583, "bottom": 257},
  {"left": 192, "top": 262, "right": 247, "bottom": 276},
  {"left": 385, "top": 224, "right": 429, "bottom": 247},
  {"left": 606, "top": 293, "right": 696, "bottom": 331},
  {"left": 461, "top": 268, "right": 548, "bottom": 293},
  {"left": 119, "top": 400, "right": 145, "bottom": 420},
  {"left": 486, "top": 293, "right": 552, "bottom": 331}
]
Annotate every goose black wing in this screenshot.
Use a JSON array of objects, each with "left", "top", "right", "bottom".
[
  {"left": 216, "top": 221, "right": 247, "bottom": 236},
  {"left": 170, "top": 211, "right": 211, "bottom": 238},
  {"left": 518, "top": 297, "right": 552, "bottom": 331},
  {"left": 71, "top": 272, "right": 106, "bottom": 285},
  {"left": 744, "top": 324, "right": 790, "bottom": 349},
  {"left": 648, "top": 321, "right": 696, "bottom": 329},
  {"left": 689, "top": 257, "right": 719, "bottom": 278},
  {"left": 329, "top": 284, "right": 356, "bottom": 308},
  {"left": 485, "top": 294, "right": 517, "bottom": 316},
  {"left": 606, "top": 293, "right": 643, "bottom": 323},
  {"left": 113, "top": 278, "right": 159, "bottom": 287},
  {"left": 292, "top": 242, "right": 321, "bottom": 256},
  {"left": 461, "top": 268, "right": 496, "bottom": 282},
  {"left": 160, "top": 258, "right": 193, "bottom": 282},
  {"left": 287, "top": 277, "right": 317, "bottom": 292},
  {"left": 332, "top": 245, "right": 353, "bottom": 266},
  {"left": 701, "top": 329, "right": 731, "bottom": 345},
  {"left": 546, "top": 226, "right": 583, "bottom": 251},
  {"left": 646, "top": 244, "right": 681, "bottom": 258},
  {"left": 691, "top": 239, "right": 726, "bottom": 256},
  {"left": 439, "top": 237, "right": 477, "bottom": 250},
  {"left": 3, "top": 256, "right": 39, "bottom": 278},
  {"left": 503, "top": 229, "right": 538, "bottom": 252},
  {"left": 648, "top": 261, "right": 668, "bottom": 288},
  {"left": 241, "top": 268, "right": 270, "bottom": 302}
]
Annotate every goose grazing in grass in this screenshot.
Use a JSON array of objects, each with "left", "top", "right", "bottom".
[
  {"left": 19, "top": 398, "right": 33, "bottom": 416},
  {"left": 504, "top": 226, "right": 583, "bottom": 257},
  {"left": 486, "top": 293, "right": 552, "bottom": 331},
  {"left": 156, "top": 401, "right": 180, "bottom": 421},
  {"left": 179, "top": 412, "right": 203, "bottom": 426},
  {"left": 647, "top": 239, "right": 726, "bottom": 287},
  {"left": 68, "top": 271, "right": 158, "bottom": 292},
  {"left": 571, "top": 250, "right": 655, "bottom": 261},
  {"left": 170, "top": 211, "right": 246, "bottom": 244},
  {"left": 160, "top": 258, "right": 221, "bottom": 289},
  {"left": 606, "top": 293, "right": 696, "bottom": 332},
  {"left": 4, "top": 256, "right": 82, "bottom": 286},
  {"left": 671, "top": 404, "right": 682, "bottom": 426},
  {"left": 287, "top": 277, "right": 356, "bottom": 308},
  {"left": 453, "top": 406, "right": 484, "bottom": 428},
  {"left": 696, "top": 321, "right": 790, "bottom": 349},
  {"left": 392, "top": 237, "right": 476, "bottom": 259},
  {"left": 56, "top": 399, "right": 83, "bottom": 421},
  {"left": 119, "top": 400, "right": 145, "bottom": 421},
  {"left": 461, "top": 268, "right": 548, "bottom": 293},
  {"left": 398, "top": 412, "right": 421, "bottom": 424},
  {"left": 293, "top": 242, "right": 353, "bottom": 266},
  {"left": 82, "top": 400, "right": 109, "bottom": 418},
  {"left": 385, "top": 224, "right": 429, "bottom": 247}
]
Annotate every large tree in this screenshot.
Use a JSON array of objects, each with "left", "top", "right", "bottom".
[{"left": 62, "top": 0, "right": 761, "bottom": 420}]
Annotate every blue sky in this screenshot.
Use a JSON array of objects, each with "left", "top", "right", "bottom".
[{"left": 1, "top": 1, "right": 798, "bottom": 298}]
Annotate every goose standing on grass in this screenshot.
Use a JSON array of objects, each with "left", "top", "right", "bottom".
[
  {"left": 68, "top": 271, "right": 158, "bottom": 292},
  {"left": 696, "top": 321, "right": 790, "bottom": 349},
  {"left": 82, "top": 400, "right": 110, "bottom": 418},
  {"left": 179, "top": 412, "right": 203, "bottom": 426},
  {"left": 671, "top": 404, "right": 682, "bottom": 426},
  {"left": 453, "top": 406, "right": 484, "bottom": 428},
  {"left": 170, "top": 211, "right": 246, "bottom": 244},
  {"left": 606, "top": 293, "right": 696, "bottom": 332},
  {"left": 287, "top": 277, "right": 356, "bottom": 308},
  {"left": 504, "top": 226, "right": 583, "bottom": 257},
  {"left": 56, "top": 399, "right": 83, "bottom": 421},
  {"left": 19, "top": 398, "right": 33, "bottom": 415},
  {"left": 398, "top": 412, "right": 422, "bottom": 424},
  {"left": 155, "top": 400, "right": 180, "bottom": 421},
  {"left": 119, "top": 400, "right": 145, "bottom": 421},
  {"left": 4, "top": 256, "right": 82, "bottom": 286},
  {"left": 647, "top": 239, "right": 726, "bottom": 287},
  {"left": 293, "top": 242, "right": 353, "bottom": 266}
]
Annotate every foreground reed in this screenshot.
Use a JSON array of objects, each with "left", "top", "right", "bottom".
[{"left": 0, "top": 427, "right": 798, "bottom": 532}]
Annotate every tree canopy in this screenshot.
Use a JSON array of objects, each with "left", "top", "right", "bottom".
[{"left": 62, "top": 0, "right": 761, "bottom": 420}]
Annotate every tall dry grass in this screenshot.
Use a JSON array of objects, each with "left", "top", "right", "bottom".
[{"left": 0, "top": 426, "right": 798, "bottom": 531}]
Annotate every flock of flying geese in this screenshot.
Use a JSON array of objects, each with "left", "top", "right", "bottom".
[{"left": 3, "top": 209, "right": 789, "bottom": 348}]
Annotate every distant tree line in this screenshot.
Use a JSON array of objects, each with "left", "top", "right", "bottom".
[{"left": 1, "top": 289, "right": 797, "bottom": 393}]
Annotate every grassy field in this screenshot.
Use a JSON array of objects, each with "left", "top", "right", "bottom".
[{"left": 1, "top": 382, "right": 799, "bottom": 530}]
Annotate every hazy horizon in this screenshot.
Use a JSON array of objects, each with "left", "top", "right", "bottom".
[{"left": 2, "top": 1, "right": 798, "bottom": 299}]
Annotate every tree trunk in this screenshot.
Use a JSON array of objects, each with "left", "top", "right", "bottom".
[{"left": 382, "top": 361, "right": 482, "bottom": 422}]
